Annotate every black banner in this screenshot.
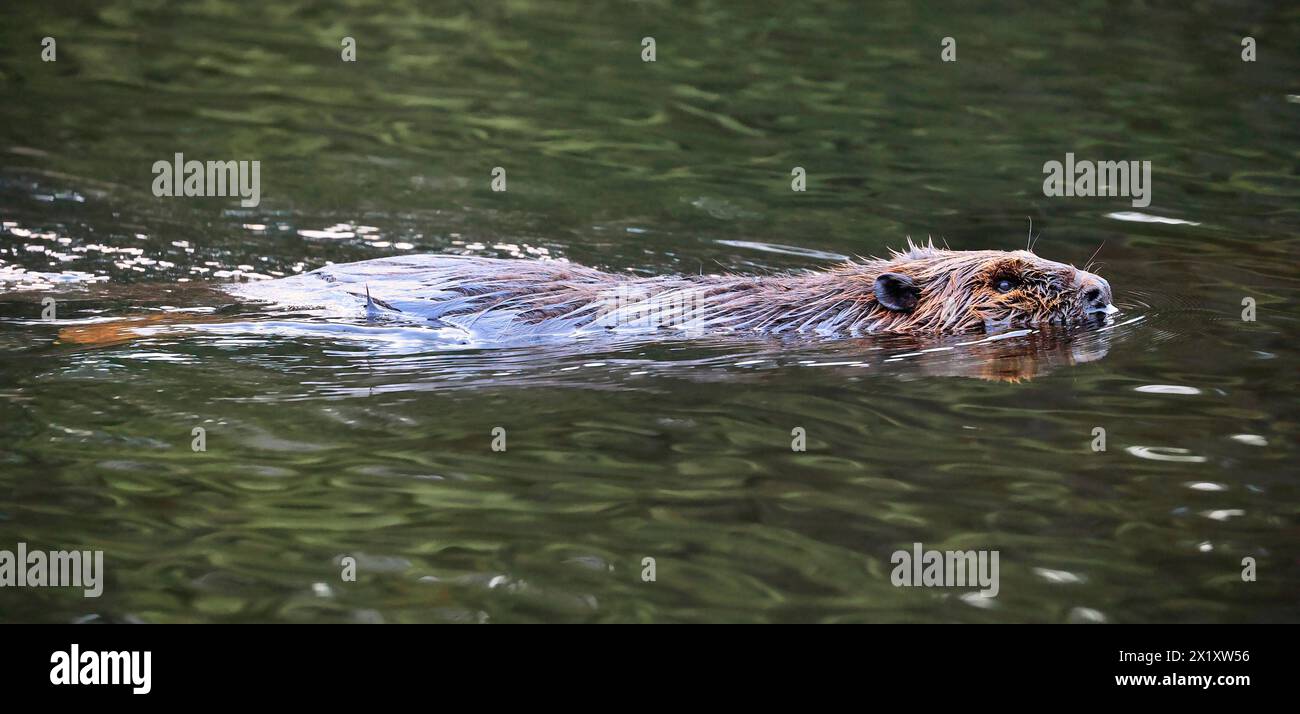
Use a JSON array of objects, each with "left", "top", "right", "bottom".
[{"left": 0, "top": 624, "right": 1283, "bottom": 702}]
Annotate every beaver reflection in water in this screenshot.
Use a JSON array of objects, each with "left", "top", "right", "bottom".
[{"left": 224, "top": 239, "right": 1118, "bottom": 339}]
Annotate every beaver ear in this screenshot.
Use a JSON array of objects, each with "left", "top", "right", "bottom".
[{"left": 874, "top": 272, "right": 919, "bottom": 312}]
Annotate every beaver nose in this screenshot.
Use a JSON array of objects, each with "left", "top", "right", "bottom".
[{"left": 1077, "top": 272, "right": 1118, "bottom": 315}]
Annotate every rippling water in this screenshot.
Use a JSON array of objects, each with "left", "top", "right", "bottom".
[{"left": 1, "top": 0, "right": 1297, "bottom": 622}]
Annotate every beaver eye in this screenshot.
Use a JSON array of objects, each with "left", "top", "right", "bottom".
[{"left": 994, "top": 277, "right": 1019, "bottom": 293}]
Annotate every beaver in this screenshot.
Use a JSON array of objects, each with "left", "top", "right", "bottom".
[{"left": 222, "top": 239, "right": 1117, "bottom": 339}]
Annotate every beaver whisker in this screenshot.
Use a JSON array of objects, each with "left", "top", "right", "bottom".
[{"left": 1084, "top": 241, "right": 1106, "bottom": 274}]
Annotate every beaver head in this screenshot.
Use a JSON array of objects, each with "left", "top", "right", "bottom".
[{"left": 859, "top": 241, "right": 1117, "bottom": 333}]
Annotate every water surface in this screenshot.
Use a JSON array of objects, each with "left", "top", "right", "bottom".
[{"left": 0, "top": 0, "right": 1297, "bottom": 623}]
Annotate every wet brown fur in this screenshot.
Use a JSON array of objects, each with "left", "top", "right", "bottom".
[{"left": 346, "top": 238, "right": 1114, "bottom": 336}]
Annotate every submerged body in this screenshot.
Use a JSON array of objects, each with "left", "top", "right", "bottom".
[{"left": 225, "top": 241, "right": 1117, "bottom": 341}]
